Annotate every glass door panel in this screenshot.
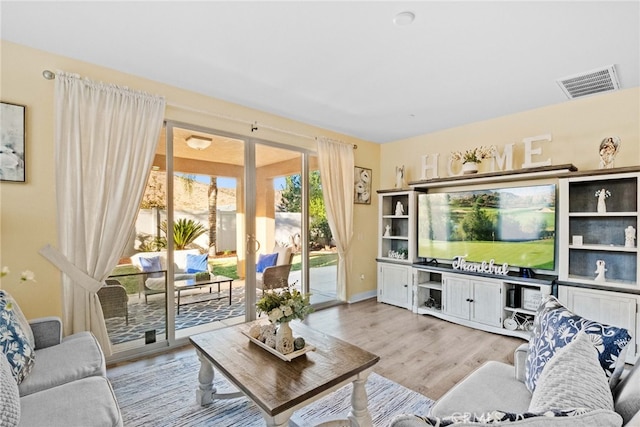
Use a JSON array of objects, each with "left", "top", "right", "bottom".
[
  {"left": 254, "top": 143, "right": 302, "bottom": 301},
  {"left": 104, "top": 130, "right": 169, "bottom": 354},
  {"left": 308, "top": 156, "right": 338, "bottom": 306},
  {"left": 170, "top": 126, "right": 246, "bottom": 339}
]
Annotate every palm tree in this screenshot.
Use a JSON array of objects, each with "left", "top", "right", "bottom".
[{"left": 161, "top": 218, "right": 207, "bottom": 250}]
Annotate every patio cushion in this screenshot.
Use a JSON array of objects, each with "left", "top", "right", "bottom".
[
  {"left": 274, "top": 245, "right": 293, "bottom": 266},
  {"left": 256, "top": 253, "right": 278, "bottom": 273},
  {"left": 139, "top": 256, "right": 163, "bottom": 278},
  {"left": 186, "top": 253, "right": 208, "bottom": 273}
]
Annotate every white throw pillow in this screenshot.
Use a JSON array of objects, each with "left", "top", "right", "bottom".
[
  {"left": 0, "top": 352, "right": 20, "bottom": 426},
  {"left": 529, "top": 331, "right": 614, "bottom": 413}
]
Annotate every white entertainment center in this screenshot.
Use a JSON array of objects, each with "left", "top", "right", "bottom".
[{"left": 377, "top": 165, "right": 640, "bottom": 362}]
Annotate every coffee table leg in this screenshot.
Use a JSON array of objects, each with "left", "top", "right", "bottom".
[
  {"left": 347, "top": 370, "right": 373, "bottom": 427},
  {"left": 262, "top": 409, "right": 294, "bottom": 427},
  {"left": 196, "top": 349, "right": 215, "bottom": 405},
  {"left": 195, "top": 349, "right": 244, "bottom": 406}
]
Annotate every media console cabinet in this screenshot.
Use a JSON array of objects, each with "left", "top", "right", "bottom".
[{"left": 377, "top": 165, "right": 640, "bottom": 363}]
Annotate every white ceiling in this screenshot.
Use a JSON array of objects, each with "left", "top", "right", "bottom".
[{"left": 1, "top": 1, "right": 638, "bottom": 143}]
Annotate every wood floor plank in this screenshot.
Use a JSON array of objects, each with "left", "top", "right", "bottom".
[{"left": 108, "top": 298, "right": 524, "bottom": 401}]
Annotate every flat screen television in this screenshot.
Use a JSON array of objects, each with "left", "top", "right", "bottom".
[{"left": 417, "top": 184, "right": 556, "bottom": 271}]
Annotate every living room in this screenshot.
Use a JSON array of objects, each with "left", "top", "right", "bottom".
[{"left": 1, "top": 2, "right": 640, "bottom": 426}]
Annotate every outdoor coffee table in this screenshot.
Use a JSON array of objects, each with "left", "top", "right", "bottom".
[
  {"left": 190, "top": 320, "right": 380, "bottom": 427},
  {"left": 175, "top": 275, "right": 233, "bottom": 314}
]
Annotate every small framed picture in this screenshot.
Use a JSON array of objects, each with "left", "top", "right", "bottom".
[
  {"left": 0, "top": 102, "right": 26, "bottom": 182},
  {"left": 354, "top": 166, "right": 372, "bottom": 204}
]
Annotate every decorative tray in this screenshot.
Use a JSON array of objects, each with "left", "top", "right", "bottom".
[{"left": 241, "top": 331, "right": 316, "bottom": 362}]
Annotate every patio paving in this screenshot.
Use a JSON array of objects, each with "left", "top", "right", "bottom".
[{"left": 105, "top": 265, "right": 337, "bottom": 345}]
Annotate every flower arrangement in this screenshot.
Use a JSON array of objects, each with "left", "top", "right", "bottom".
[
  {"left": 0, "top": 266, "right": 36, "bottom": 289},
  {"left": 595, "top": 189, "right": 611, "bottom": 199},
  {"left": 256, "top": 285, "right": 314, "bottom": 324},
  {"left": 451, "top": 146, "right": 495, "bottom": 164}
]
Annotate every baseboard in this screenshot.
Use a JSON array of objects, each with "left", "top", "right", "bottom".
[{"left": 348, "top": 290, "right": 377, "bottom": 303}]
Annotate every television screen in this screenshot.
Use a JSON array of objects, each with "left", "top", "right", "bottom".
[{"left": 417, "top": 184, "right": 556, "bottom": 271}]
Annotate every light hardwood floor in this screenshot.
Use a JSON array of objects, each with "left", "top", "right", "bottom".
[{"left": 107, "top": 298, "right": 524, "bottom": 400}]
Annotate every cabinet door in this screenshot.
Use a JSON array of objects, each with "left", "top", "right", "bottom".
[
  {"left": 378, "top": 263, "right": 411, "bottom": 309},
  {"left": 470, "top": 280, "right": 503, "bottom": 327},
  {"left": 443, "top": 276, "right": 470, "bottom": 320},
  {"left": 559, "top": 287, "right": 638, "bottom": 361}
]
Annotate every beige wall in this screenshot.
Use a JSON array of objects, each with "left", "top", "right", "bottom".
[
  {"left": 0, "top": 41, "right": 379, "bottom": 317},
  {"left": 380, "top": 88, "right": 640, "bottom": 189},
  {"left": 2, "top": 40, "right": 638, "bottom": 318}
]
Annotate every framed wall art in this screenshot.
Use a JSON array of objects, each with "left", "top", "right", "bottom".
[
  {"left": 0, "top": 102, "right": 26, "bottom": 182},
  {"left": 354, "top": 166, "right": 372, "bottom": 204}
]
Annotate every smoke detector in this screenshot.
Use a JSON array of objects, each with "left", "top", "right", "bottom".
[{"left": 556, "top": 65, "right": 620, "bottom": 99}]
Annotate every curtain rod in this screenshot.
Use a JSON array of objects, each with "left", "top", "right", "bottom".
[{"left": 42, "top": 69, "right": 357, "bottom": 149}]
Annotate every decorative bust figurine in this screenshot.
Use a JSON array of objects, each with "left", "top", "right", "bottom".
[
  {"left": 625, "top": 226, "right": 636, "bottom": 248},
  {"left": 395, "top": 201, "right": 404, "bottom": 216},
  {"left": 594, "top": 259, "right": 607, "bottom": 282}
]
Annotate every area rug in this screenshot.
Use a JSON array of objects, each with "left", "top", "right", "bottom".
[{"left": 109, "top": 350, "right": 434, "bottom": 427}]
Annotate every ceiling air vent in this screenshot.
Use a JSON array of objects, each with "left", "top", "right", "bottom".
[{"left": 556, "top": 65, "right": 620, "bottom": 99}]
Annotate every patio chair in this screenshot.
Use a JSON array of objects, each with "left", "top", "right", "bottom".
[
  {"left": 257, "top": 263, "right": 293, "bottom": 294},
  {"left": 256, "top": 245, "right": 294, "bottom": 294},
  {"left": 98, "top": 279, "right": 129, "bottom": 325}
]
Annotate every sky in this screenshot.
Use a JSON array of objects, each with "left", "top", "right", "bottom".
[{"left": 179, "top": 174, "right": 286, "bottom": 190}]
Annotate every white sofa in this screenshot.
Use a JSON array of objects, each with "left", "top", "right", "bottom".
[
  {"left": 0, "top": 291, "right": 121, "bottom": 426},
  {"left": 391, "top": 296, "right": 640, "bottom": 427},
  {"left": 129, "top": 249, "right": 203, "bottom": 301},
  {"left": 392, "top": 343, "right": 639, "bottom": 426}
]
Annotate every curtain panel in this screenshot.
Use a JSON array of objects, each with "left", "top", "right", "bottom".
[
  {"left": 40, "top": 71, "right": 165, "bottom": 355},
  {"left": 316, "top": 137, "right": 354, "bottom": 301}
]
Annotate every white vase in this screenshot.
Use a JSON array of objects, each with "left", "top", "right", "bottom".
[
  {"left": 275, "top": 322, "right": 294, "bottom": 354},
  {"left": 462, "top": 162, "right": 479, "bottom": 174}
]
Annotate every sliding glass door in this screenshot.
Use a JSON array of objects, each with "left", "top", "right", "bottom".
[{"left": 104, "top": 122, "right": 337, "bottom": 358}]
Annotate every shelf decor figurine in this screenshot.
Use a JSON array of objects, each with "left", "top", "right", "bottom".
[
  {"left": 594, "top": 259, "right": 607, "bottom": 282},
  {"left": 395, "top": 201, "right": 404, "bottom": 216},
  {"left": 595, "top": 188, "right": 611, "bottom": 213},
  {"left": 383, "top": 224, "right": 391, "bottom": 237},
  {"left": 394, "top": 165, "right": 406, "bottom": 189},
  {"left": 625, "top": 226, "right": 636, "bottom": 248},
  {"left": 598, "top": 136, "right": 621, "bottom": 169}
]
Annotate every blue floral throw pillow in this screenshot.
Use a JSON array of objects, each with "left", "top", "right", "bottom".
[
  {"left": 525, "top": 296, "right": 631, "bottom": 393},
  {"left": 0, "top": 291, "right": 35, "bottom": 384},
  {"left": 391, "top": 408, "right": 612, "bottom": 426}
]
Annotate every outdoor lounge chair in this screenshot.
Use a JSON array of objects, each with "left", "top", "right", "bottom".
[
  {"left": 98, "top": 279, "right": 129, "bottom": 325},
  {"left": 256, "top": 245, "right": 294, "bottom": 294}
]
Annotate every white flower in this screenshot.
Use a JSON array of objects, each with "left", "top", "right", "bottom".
[
  {"left": 282, "top": 305, "right": 293, "bottom": 317},
  {"left": 0, "top": 266, "right": 36, "bottom": 289},
  {"left": 20, "top": 270, "right": 36, "bottom": 282},
  {"left": 268, "top": 308, "right": 283, "bottom": 323}
]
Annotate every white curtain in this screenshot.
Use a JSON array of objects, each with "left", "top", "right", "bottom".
[
  {"left": 316, "top": 137, "right": 354, "bottom": 301},
  {"left": 40, "top": 71, "right": 165, "bottom": 355}
]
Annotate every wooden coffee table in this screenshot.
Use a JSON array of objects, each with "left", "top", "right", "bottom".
[{"left": 190, "top": 320, "right": 380, "bottom": 427}]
